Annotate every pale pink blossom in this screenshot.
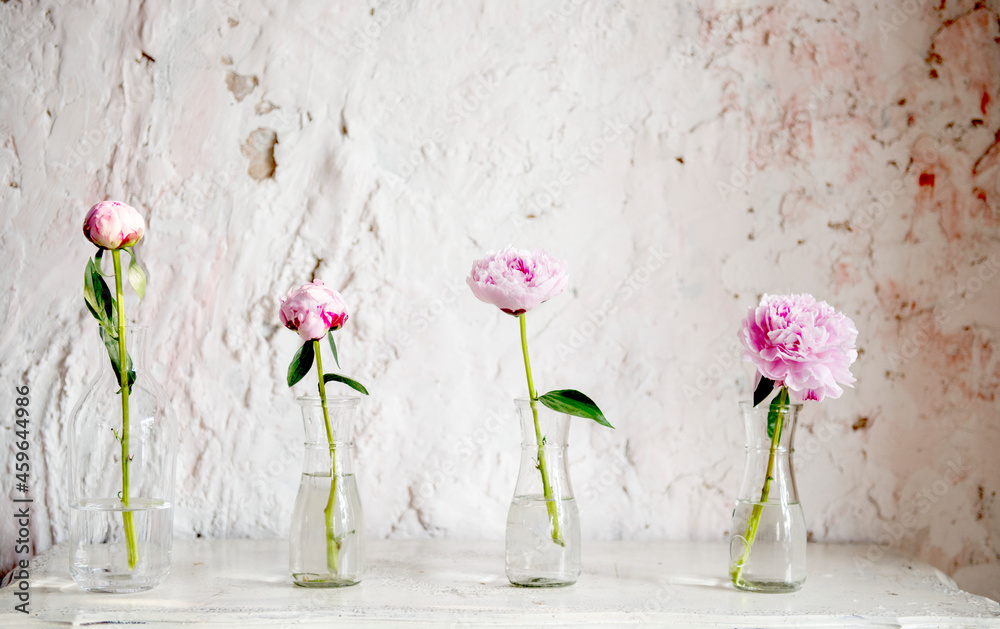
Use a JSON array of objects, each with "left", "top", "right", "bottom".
[
  {"left": 467, "top": 246, "right": 568, "bottom": 315},
  {"left": 280, "top": 280, "right": 349, "bottom": 341},
  {"left": 740, "top": 293, "right": 858, "bottom": 402},
  {"left": 83, "top": 201, "right": 145, "bottom": 250}
]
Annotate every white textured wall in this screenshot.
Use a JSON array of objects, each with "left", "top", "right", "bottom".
[{"left": 1, "top": 0, "right": 999, "bottom": 600}]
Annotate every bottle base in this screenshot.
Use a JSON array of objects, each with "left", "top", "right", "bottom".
[
  {"left": 292, "top": 573, "right": 362, "bottom": 588},
  {"left": 507, "top": 575, "right": 577, "bottom": 588},
  {"left": 731, "top": 577, "right": 804, "bottom": 593},
  {"left": 71, "top": 566, "right": 169, "bottom": 594}
]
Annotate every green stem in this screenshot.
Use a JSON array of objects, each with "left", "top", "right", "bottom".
[
  {"left": 732, "top": 386, "right": 788, "bottom": 587},
  {"left": 315, "top": 340, "right": 340, "bottom": 574},
  {"left": 518, "top": 314, "right": 563, "bottom": 547},
  {"left": 111, "top": 249, "right": 138, "bottom": 570}
]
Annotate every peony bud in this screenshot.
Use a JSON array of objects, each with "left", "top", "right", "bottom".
[
  {"left": 280, "top": 280, "right": 349, "bottom": 341},
  {"left": 83, "top": 200, "right": 145, "bottom": 250}
]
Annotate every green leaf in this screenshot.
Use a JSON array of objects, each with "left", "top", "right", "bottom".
[
  {"left": 322, "top": 373, "right": 369, "bottom": 396},
  {"left": 766, "top": 387, "right": 789, "bottom": 440},
  {"left": 287, "top": 341, "right": 314, "bottom": 387},
  {"left": 538, "top": 389, "right": 613, "bottom": 428},
  {"left": 327, "top": 331, "right": 340, "bottom": 369},
  {"left": 753, "top": 376, "right": 775, "bottom": 407},
  {"left": 84, "top": 256, "right": 116, "bottom": 327},
  {"left": 99, "top": 325, "right": 136, "bottom": 390},
  {"left": 126, "top": 250, "right": 146, "bottom": 301},
  {"left": 83, "top": 258, "right": 101, "bottom": 320}
]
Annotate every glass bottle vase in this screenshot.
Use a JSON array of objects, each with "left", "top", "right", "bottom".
[
  {"left": 68, "top": 326, "right": 177, "bottom": 593},
  {"left": 728, "top": 401, "right": 806, "bottom": 593},
  {"left": 506, "top": 398, "right": 581, "bottom": 587},
  {"left": 289, "top": 395, "right": 365, "bottom": 587}
]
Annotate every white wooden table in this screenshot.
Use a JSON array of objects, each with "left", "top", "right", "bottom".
[{"left": 1, "top": 539, "right": 998, "bottom": 627}]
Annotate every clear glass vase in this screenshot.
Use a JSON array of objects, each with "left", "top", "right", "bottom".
[
  {"left": 68, "top": 326, "right": 177, "bottom": 593},
  {"left": 729, "top": 401, "right": 806, "bottom": 593},
  {"left": 289, "top": 395, "right": 365, "bottom": 587},
  {"left": 506, "top": 398, "right": 581, "bottom": 587}
]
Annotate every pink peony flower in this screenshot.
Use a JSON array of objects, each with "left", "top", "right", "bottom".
[
  {"left": 83, "top": 200, "right": 145, "bottom": 250},
  {"left": 279, "top": 280, "right": 349, "bottom": 341},
  {"left": 740, "top": 293, "right": 858, "bottom": 402},
  {"left": 467, "top": 246, "right": 569, "bottom": 316}
]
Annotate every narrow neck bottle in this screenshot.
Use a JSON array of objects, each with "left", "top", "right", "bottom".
[
  {"left": 506, "top": 398, "right": 580, "bottom": 587},
  {"left": 729, "top": 401, "right": 806, "bottom": 592},
  {"left": 290, "top": 395, "right": 365, "bottom": 588}
]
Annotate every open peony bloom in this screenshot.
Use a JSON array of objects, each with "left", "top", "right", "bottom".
[
  {"left": 740, "top": 293, "right": 858, "bottom": 402},
  {"left": 83, "top": 200, "right": 145, "bottom": 250},
  {"left": 280, "top": 280, "right": 349, "bottom": 341},
  {"left": 467, "top": 246, "right": 569, "bottom": 316}
]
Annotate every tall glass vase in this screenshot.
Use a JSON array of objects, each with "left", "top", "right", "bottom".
[
  {"left": 289, "top": 395, "right": 364, "bottom": 587},
  {"left": 506, "top": 398, "right": 580, "bottom": 587},
  {"left": 68, "top": 326, "right": 177, "bottom": 593},
  {"left": 728, "top": 401, "right": 806, "bottom": 592}
]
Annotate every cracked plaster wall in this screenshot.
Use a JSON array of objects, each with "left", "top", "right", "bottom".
[{"left": 0, "top": 0, "right": 998, "bottom": 601}]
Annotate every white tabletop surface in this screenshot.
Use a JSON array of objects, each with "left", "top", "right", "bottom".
[{"left": 1, "top": 539, "right": 998, "bottom": 628}]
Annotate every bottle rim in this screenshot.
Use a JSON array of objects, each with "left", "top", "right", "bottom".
[{"left": 295, "top": 395, "right": 362, "bottom": 407}]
